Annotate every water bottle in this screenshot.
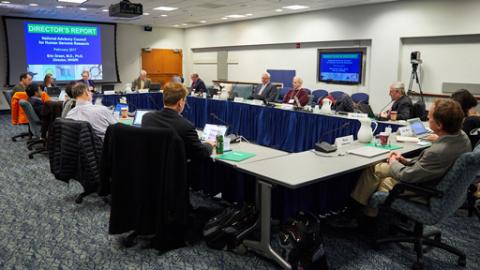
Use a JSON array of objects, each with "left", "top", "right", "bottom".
[{"left": 216, "top": 135, "right": 224, "bottom": 154}]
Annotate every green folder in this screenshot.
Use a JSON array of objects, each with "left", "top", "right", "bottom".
[
  {"left": 217, "top": 151, "right": 256, "bottom": 162},
  {"left": 118, "top": 118, "right": 133, "bottom": 126},
  {"left": 367, "top": 142, "right": 403, "bottom": 151}
]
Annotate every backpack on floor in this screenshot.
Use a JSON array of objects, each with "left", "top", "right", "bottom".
[
  {"left": 203, "top": 204, "right": 257, "bottom": 250},
  {"left": 278, "top": 211, "right": 328, "bottom": 270}
]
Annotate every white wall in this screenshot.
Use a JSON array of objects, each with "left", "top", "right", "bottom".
[
  {"left": 115, "top": 24, "right": 184, "bottom": 90},
  {"left": 184, "top": 0, "right": 480, "bottom": 111}
]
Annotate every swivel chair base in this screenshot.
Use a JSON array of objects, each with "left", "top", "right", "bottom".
[{"left": 375, "top": 222, "right": 466, "bottom": 270}]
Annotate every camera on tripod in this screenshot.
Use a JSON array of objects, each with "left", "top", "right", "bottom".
[{"left": 410, "top": 51, "right": 423, "bottom": 65}]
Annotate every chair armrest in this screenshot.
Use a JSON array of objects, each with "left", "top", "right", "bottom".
[{"left": 385, "top": 182, "right": 443, "bottom": 207}]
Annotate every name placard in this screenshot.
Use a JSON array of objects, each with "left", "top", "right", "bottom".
[
  {"left": 233, "top": 97, "right": 244, "bottom": 103},
  {"left": 347, "top": 112, "right": 368, "bottom": 119},
  {"left": 335, "top": 135, "right": 354, "bottom": 148}
]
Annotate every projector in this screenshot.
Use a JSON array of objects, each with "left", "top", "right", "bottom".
[{"left": 109, "top": 0, "right": 143, "bottom": 18}]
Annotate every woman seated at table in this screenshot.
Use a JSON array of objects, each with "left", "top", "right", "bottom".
[
  {"left": 42, "top": 73, "right": 55, "bottom": 91},
  {"left": 282, "top": 76, "right": 309, "bottom": 107}
]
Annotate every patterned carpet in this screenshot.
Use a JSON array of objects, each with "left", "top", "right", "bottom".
[{"left": 0, "top": 114, "right": 479, "bottom": 270}]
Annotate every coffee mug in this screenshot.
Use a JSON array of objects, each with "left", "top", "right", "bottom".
[
  {"left": 378, "top": 132, "right": 389, "bottom": 146},
  {"left": 390, "top": 111, "right": 398, "bottom": 121}
]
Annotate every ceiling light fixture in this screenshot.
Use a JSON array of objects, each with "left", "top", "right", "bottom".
[
  {"left": 153, "top": 6, "right": 177, "bottom": 11},
  {"left": 79, "top": 7, "right": 87, "bottom": 10},
  {"left": 160, "top": 14, "right": 168, "bottom": 17},
  {"left": 173, "top": 24, "right": 180, "bottom": 27},
  {"left": 245, "top": 13, "right": 253, "bottom": 16},
  {"left": 58, "top": 0, "right": 88, "bottom": 3},
  {"left": 102, "top": 9, "right": 108, "bottom": 12},
  {"left": 56, "top": 5, "right": 64, "bottom": 8},
  {"left": 143, "top": 12, "right": 150, "bottom": 15},
  {"left": 29, "top": 3, "right": 38, "bottom": 6},
  {"left": 283, "top": 5, "right": 309, "bottom": 10},
  {"left": 200, "top": 20, "right": 207, "bottom": 23},
  {"left": 226, "top": 14, "right": 246, "bottom": 18},
  {"left": 275, "top": 9, "right": 283, "bottom": 12},
  {"left": 1, "top": 1, "right": 11, "bottom": 4},
  {"left": 221, "top": 17, "right": 228, "bottom": 20}
]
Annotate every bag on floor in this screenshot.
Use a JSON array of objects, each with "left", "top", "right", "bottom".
[
  {"left": 204, "top": 204, "right": 257, "bottom": 250},
  {"left": 278, "top": 211, "right": 328, "bottom": 270}
]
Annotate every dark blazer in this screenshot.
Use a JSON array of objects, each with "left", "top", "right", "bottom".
[
  {"left": 142, "top": 108, "right": 213, "bottom": 159},
  {"left": 132, "top": 78, "right": 152, "bottom": 90},
  {"left": 283, "top": 88, "right": 310, "bottom": 107},
  {"left": 78, "top": 79, "right": 95, "bottom": 91},
  {"left": 191, "top": 78, "right": 207, "bottom": 94},
  {"left": 102, "top": 124, "right": 188, "bottom": 251},
  {"left": 391, "top": 95, "right": 413, "bottom": 120},
  {"left": 252, "top": 83, "right": 278, "bottom": 102},
  {"left": 463, "top": 116, "right": 480, "bottom": 147}
]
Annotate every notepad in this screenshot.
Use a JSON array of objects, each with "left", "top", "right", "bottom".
[
  {"left": 217, "top": 151, "right": 256, "bottom": 162},
  {"left": 347, "top": 146, "right": 390, "bottom": 158},
  {"left": 366, "top": 142, "right": 403, "bottom": 151}
]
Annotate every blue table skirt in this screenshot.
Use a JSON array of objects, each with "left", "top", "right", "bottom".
[
  {"left": 99, "top": 93, "right": 401, "bottom": 153},
  {"left": 99, "top": 93, "right": 403, "bottom": 218}
]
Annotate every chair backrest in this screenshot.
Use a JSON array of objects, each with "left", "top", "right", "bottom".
[
  {"left": 278, "top": 87, "right": 290, "bottom": 101},
  {"left": 351, "top": 92, "right": 369, "bottom": 104},
  {"left": 411, "top": 101, "right": 427, "bottom": 121},
  {"left": 232, "top": 84, "right": 254, "bottom": 99},
  {"left": 3, "top": 90, "right": 13, "bottom": 107},
  {"left": 303, "top": 88, "right": 311, "bottom": 95},
  {"left": 329, "top": 91, "right": 346, "bottom": 101},
  {"left": 429, "top": 144, "right": 480, "bottom": 221},
  {"left": 18, "top": 99, "right": 41, "bottom": 137}
]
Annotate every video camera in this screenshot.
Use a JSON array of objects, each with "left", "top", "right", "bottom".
[{"left": 410, "top": 51, "right": 423, "bottom": 65}]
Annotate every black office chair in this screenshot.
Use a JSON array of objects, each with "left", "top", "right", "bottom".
[
  {"left": 3, "top": 90, "right": 32, "bottom": 142},
  {"left": 18, "top": 100, "right": 47, "bottom": 159}
]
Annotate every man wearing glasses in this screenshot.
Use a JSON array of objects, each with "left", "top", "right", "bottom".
[{"left": 66, "top": 83, "right": 117, "bottom": 141}]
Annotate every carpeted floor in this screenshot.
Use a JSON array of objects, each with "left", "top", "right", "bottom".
[{"left": 0, "top": 114, "right": 479, "bottom": 270}]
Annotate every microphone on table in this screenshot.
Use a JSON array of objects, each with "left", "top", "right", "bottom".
[
  {"left": 209, "top": 113, "right": 241, "bottom": 143},
  {"left": 377, "top": 100, "right": 394, "bottom": 120},
  {"left": 314, "top": 122, "right": 351, "bottom": 153}
]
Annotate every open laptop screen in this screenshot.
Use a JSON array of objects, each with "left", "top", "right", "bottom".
[
  {"left": 201, "top": 124, "right": 227, "bottom": 141},
  {"left": 133, "top": 110, "right": 152, "bottom": 126},
  {"left": 408, "top": 118, "right": 429, "bottom": 136}
]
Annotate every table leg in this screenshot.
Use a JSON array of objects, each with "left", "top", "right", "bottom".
[{"left": 244, "top": 179, "right": 291, "bottom": 269}]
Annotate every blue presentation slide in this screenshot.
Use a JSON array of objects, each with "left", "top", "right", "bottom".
[
  {"left": 24, "top": 22, "right": 102, "bottom": 81},
  {"left": 320, "top": 53, "right": 361, "bottom": 83}
]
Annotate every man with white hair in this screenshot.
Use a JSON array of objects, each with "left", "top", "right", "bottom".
[
  {"left": 252, "top": 72, "right": 278, "bottom": 102},
  {"left": 132, "top": 70, "right": 152, "bottom": 90},
  {"left": 282, "top": 76, "right": 309, "bottom": 107},
  {"left": 380, "top": 82, "right": 413, "bottom": 120}
]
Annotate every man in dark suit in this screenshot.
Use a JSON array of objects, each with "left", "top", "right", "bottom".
[
  {"left": 78, "top": 70, "right": 96, "bottom": 92},
  {"left": 132, "top": 70, "right": 152, "bottom": 90},
  {"left": 142, "top": 82, "right": 214, "bottom": 159},
  {"left": 380, "top": 82, "right": 413, "bottom": 120},
  {"left": 252, "top": 72, "right": 278, "bottom": 102},
  {"left": 190, "top": 73, "right": 207, "bottom": 94}
]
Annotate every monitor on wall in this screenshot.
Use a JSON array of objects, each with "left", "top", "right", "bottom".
[{"left": 318, "top": 50, "right": 364, "bottom": 85}]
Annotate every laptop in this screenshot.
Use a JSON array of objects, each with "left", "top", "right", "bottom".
[
  {"left": 132, "top": 110, "right": 152, "bottom": 127},
  {"left": 408, "top": 118, "right": 432, "bottom": 138},
  {"left": 149, "top": 84, "right": 161, "bottom": 92},
  {"left": 201, "top": 124, "right": 228, "bottom": 141},
  {"left": 46, "top": 87, "right": 61, "bottom": 97}
]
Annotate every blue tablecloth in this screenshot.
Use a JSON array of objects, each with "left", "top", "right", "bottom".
[
  {"left": 98, "top": 93, "right": 404, "bottom": 218},
  {"left": 99, "top": 93, "right": 401, "bottom": 152}
]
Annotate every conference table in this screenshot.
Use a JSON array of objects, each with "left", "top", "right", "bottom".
[
  {"left": 235, "top": 140, "right": 428, "bottom": 269},
  {"left": 97, "top": 92, "right": 405, "bottom": 153}
]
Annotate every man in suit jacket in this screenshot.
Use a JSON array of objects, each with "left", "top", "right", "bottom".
[
  {"left": 78, "top": 70, "right": 96, "bottom": 92},
  {"left": 142, "top": 82, "right": 214, "bottom": 159},
  {"left": 190, "top": 73, "right": 207, "bottom": 94},
  {"left": 351, "top": 99, "right": 471, "bottom": 216},
  {"left": 380, "top": 82, "right": 413, "bottom": 120},
  {"left": 132, "top": 70, "right": 152, "bottom": 90},
  {"left": 252, "top": 72, "right": 278, "bottom": 102}
]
